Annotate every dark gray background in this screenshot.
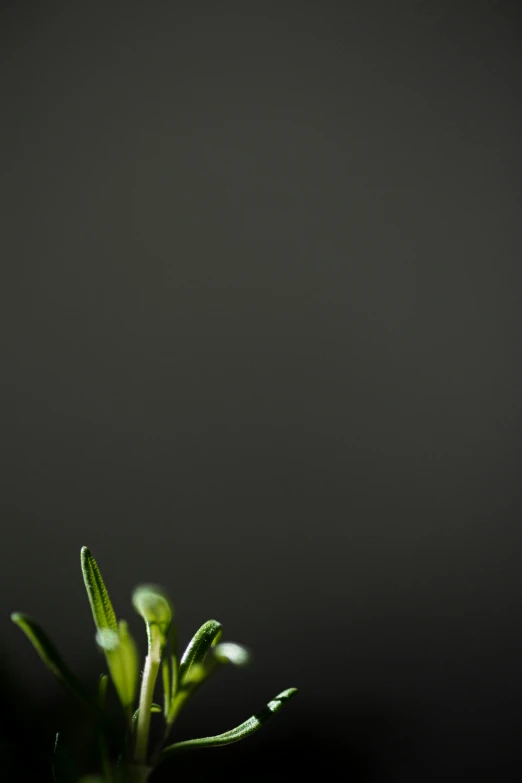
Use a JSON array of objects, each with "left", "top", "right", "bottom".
[{"left": 1, "top": 1, "right": 522, "bottom": 780}]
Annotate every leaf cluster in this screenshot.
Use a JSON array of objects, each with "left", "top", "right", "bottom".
[{"left": 11, "top": 546, "right": 297, "bottom": 782}]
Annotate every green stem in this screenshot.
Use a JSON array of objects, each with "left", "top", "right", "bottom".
[
  {"left": 134, "top": 634, "right": 162, "bottom": 764},
  {"left": 125, "top": 764, "right": 152, "bottom": 783}
]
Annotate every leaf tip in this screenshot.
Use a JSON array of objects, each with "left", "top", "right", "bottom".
[
  {"left": 132, "top": 584, "right": 173, "bottom": 629},
  {"left": 276, "top": 687, "right": 298, "bottom": 701},
  {"left": 213, "top": 641, "right": 251, "bottom": 666},
  {"left": 265, "top": 687, "right": 298, "bottom": 714}
]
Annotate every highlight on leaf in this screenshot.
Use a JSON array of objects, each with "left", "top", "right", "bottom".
[{"left": 213, "top": 641, "right": 250, "bottom": 666}]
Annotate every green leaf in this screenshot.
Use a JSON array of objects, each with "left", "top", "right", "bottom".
[
  {"left": 165, "top": 620, "right": 222, "bottom": 727},
  {"left": 81, "top": 546, "right": 118, "bottom": 633},
  {"left": 180, "top": 662, "right": 206, "bottom": 685},
  {"left": 213, "top": 642, "right": 250, "bottom": 666},
  {"left": 132, "top": 584, "right": 172, "bottom": 643},
  {"left": 98, "top": 673, "right": 109, "bottom": 706},
  {"left": 159, "top": 620, "right": 179, "bottom": 718},
  {"left": 162, "top": 655, "right": 171, "bottom": 718},
  {"left": 160, "top": 688, "right": 298, "bottom": 758},
  {"left": 96, "top": 619, "right": 139, "bottom": 711},
  {"left": 177, "top": 619, "right": 222, "bottom": 687},
  {"left": 118, "top": 620, "right": 139, "bottom": 705},
  {"left": 12, "top": 613, "right": 124, "bottom": 754},
  {"left": 81, "top": 548, "right": 138, "bottom": 711},
  {"left": 11, "top": 613, "right": 91, "bottom": 705},
  {"left": 168, "top": 621, "right": 179, "bottom": 705}
]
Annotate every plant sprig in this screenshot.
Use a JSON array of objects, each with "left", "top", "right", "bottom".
[{"left": 11, "top": 546, "right": 297, "bottom": 782}]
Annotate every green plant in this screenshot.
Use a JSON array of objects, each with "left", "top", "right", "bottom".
[{"left": 10, "top": 546, "right": 298, "bottom": 783}]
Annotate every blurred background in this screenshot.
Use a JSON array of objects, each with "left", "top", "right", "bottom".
[{"left": 1, "top": 1, "right": 522, "bottom": 780}]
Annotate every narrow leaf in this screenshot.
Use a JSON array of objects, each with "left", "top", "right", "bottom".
[
  {"left": 165, "top": 620, "right": 223, "bottom": 726},
  {"left": 81, "top": 546, "right": 118, "bottom": 633},
  {"left": 169, "top": 621, "right": 178, "bottom": 701},
  {"left": 180, "top": 662, "right": 206, "bottom": 685},
  {"left": 171, "top": 653, "right": 178, "bottom": 698},
  {"left": 132, "top": 584, "right": 172, "bottom": 640},
  {"left": 12, "top": 613, "right": 122, "bottom": 747},
  {"left": 11, "top": 613, "right": 91, "bottom": 705},
  {"left": 109, "top": 620, "right": 139, "bottom": 710},
  {"left": 177, "top": 619, "right": 222, "bottom": 687},
  {"left": 162, "top": 656, "right": 171, "bottom": 718},
  {"left": 213, "top": 642, "right": 250, "bottom": 666},
  {"left": 98, "top": 673, "right": 109, "bottom": 706},
  {"left": 160, "top": 688, "right": 298, "bottom": 758}
]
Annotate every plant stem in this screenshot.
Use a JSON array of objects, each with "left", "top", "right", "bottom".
[
  {"left": 134, "top": 633, "right": 162, "bottom": 765},
  {"left": 125, "top": 764, "right": 152, "bottom": 783}
]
